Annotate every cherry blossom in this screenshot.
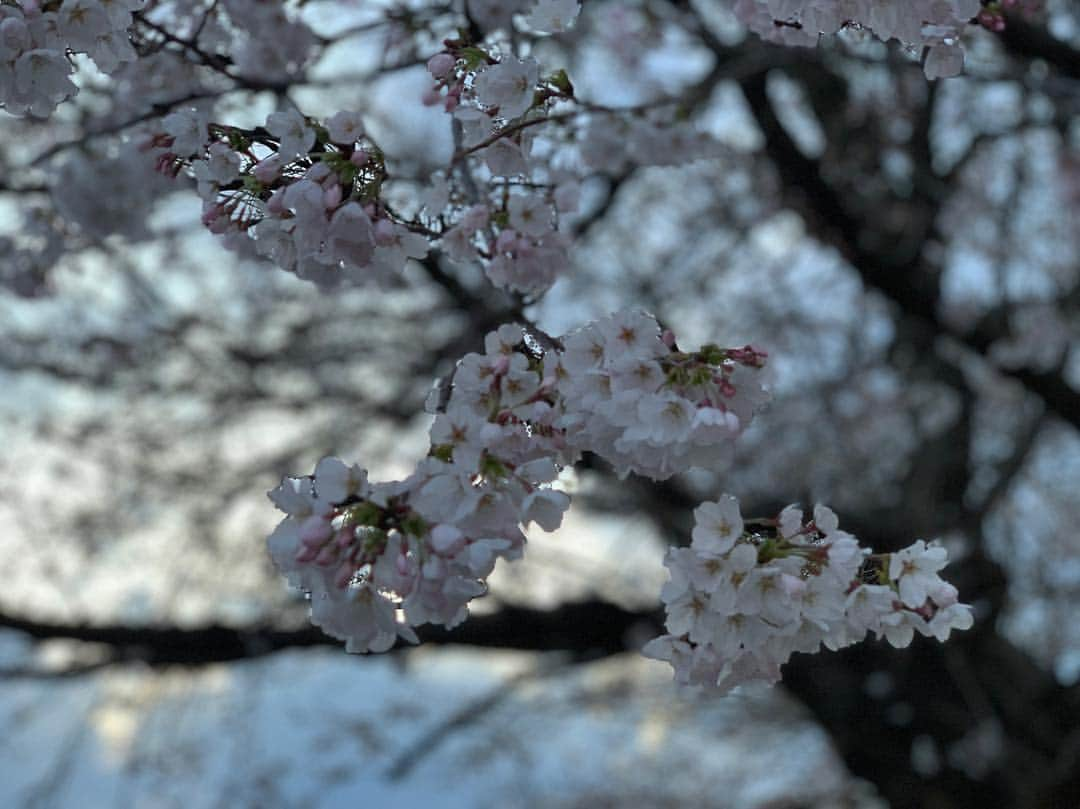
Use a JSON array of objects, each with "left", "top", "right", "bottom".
[
  {"left": 645, "top": 496, "right": 974, "bottom": 694},
  {"left": 0, "top": 0, "right": 140, "bottom": 116},
  {"left": 266, "top": 109, "right": 315, "bottom": 161},
  {"left": 266, "top": 312, "right": 773, "bottom": 652},
  {"left": 473, "top": 58, "right": 540, "bottom": 120},
  {"left": 526, "top": 0, "right": 582, "bottom": 34},
  {"left": 0, "top": 0, "right": 992, "bottom": 697}
]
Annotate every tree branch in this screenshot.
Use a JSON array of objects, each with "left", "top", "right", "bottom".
[
  {"left": 0, "top": 599, "right": 662, "bottom": 668},
  {"left": 737, "top": 69, "right": 1080, "bottom": 433}
]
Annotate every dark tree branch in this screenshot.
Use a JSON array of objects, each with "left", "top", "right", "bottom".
[
  {"left": 737, "top": 69, "right": 1080, "bottom": 434},
  {"left": 0, "top": 599, "right": 662, "bottom": 669},
  {"left": 999, "top": 15, "right": 1080, "bottom": 81}
]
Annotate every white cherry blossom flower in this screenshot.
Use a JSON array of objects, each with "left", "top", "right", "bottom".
[
  {"left": 691, "top": 495, "right": 743, "bottom": 556},
  {"left": 162, "top": 108, "right": 209, "bottom": 157},
  {"left": 313, "top": 456, "right": 368, "bottom": 504},
  {"left": 507, "top": 193, "right": 551, "bottom": 236},
  {"left": 473, "top": 58, "right": 539, "bottom": 120},
  {"left": 926, "top": 603, "right": 974, "bottom": 641},
  {"left": 889, "top": 539, "right": 949, "bottom": 607},
  {"left": 267, "top": 108, "right": 315, "bottom": 160},
  {"left": 326, "top": 109, "right": 364, "bottom": 144},
  {"left": 521, "top": 488, "right": 570, "bottom": 531},
  {"left": 14, "top": 49, "right": 76, "bottom": 116},
  {"left": 526, "top": 0, "right": 581, "bottom": 33},
  {"left": 924, "top": 43, "right": 964, "bottom": 80}
]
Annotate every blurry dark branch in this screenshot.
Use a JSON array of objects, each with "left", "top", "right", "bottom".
[
  {"left": 133, "top": 11, "right": 236, "bottom": 77},
  {"left": 999, "top": 15, "right": 1080, "bottom": 81},
  {"left": 4, "top": 583, "right": 1080, "bottom": 806},
  {"left": 727, "top": 57, "right": 1080, "bottom": 806},
  {"left": 131, "top": 11, "right": 291, "bottom": 94},
  {"left": 417, "top": 252, "right": 484, "bottom": 314},
  {"left": 572, "top": 168, "right": 636, "bottom": 240},
  {"left": 781, "top": 605, "right": 1080, "bottom": 809},
  {"left": 0, "top": 660, "right": 116, "bottom": 681},
  {"left": 30, "top": 90, "right": 228, "bottom": 167},
  {"left": 0, "top": 179, "right": 48, "bottom": 194},
  {"left": 0, "top": 600, "right": 661, "bottom": 668},
  {"left": 737, "top": 69, "right": 1080, "bottom": 434},
  {"left": 965, "top": 410, "right": 1046, "bottom": 531}
]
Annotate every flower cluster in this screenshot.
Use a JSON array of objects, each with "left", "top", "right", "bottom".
[
  {"left": 423, "top": 42, "right": 580, "bottom": 295},
  {"left": 422, "top": 29, "right": 722, "bottom": 293},
  {"left": 267, "top": 312, "right": 768, "bottom": 651},
  {"left": 143, "top": 8, "right": 729, "bottom": 297},
  {"left": 645, "top": 497, "right": 974, "bottom": 693},
  {"left": 733, "top": 0, "right": 981, "bottom": 78},
  {"left": 267, "top": 323, "right": 573, "bottom": 651},
  {"left": 147, "top": 107, "right": 427, "bottom": 289},
  {"left": 555, "top": 311, "right": 768, "bottom": 480},
  {"left": 0, "top": 0, "right": 141, "bottom": 117}
]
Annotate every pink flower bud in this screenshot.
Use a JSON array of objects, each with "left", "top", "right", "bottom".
[
  {"left": 930, "top": 581, "right": 959, "bottom": 607},
  {"left": 300, "top": 515, "right": 334, "bottom": 546},
  {"left": 267, "top": 188, "right": 286, "bottom": 215},
  {"left": 305, "top": 162, "right": 331, "bottom": 183},
  {"left": 422, "top": 88, "right": 443, "bottom": 107},
  {"left": 0, "top": 17, "right": 30, "bottom": 50},
  {"left": 350, "top": 149, "right": 368, "bottom": 167},
  {"left": 323, "top": 183, "right": 343, "bottom": 209},
  {"left": 495, "top": 229, "right": 518, "bottom": 253},
  {"left": 253, "top": 155, "right": 282, "bottom": 184},
  {"left": 427, "top": 52, "right": 455, "bottom": 78},
  {"left": 315, "top": 545, "right": 339, "bottom": 566},
  {"left": 201, "top": 202, "right": 225, "bottom": 228},
  {"left": 334, "top": 561, "right": 355, "bottom": 588},
  {"left": 373, "top": 218, "right": 396, "bottom": 246},
  {"left": 334, "top": 527, "right": 354, "bottom": 549},
  {"left": 154, "top": 153, "right": 180, "bottom": 177},
  {"left": 294, "top": 544, "right": 319, "bottom": 563},
  {"left": 430, "top": 524, "right": 465, "bottom": 556}
]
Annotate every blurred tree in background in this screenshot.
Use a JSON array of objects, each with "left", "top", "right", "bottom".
[{"left": 1, "top": 2, "right": 1079, "bottom": 807}]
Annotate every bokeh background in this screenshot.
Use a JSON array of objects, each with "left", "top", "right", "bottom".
[{"left": 1, "top": 2, "right": 1079, "bottom": 807}]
